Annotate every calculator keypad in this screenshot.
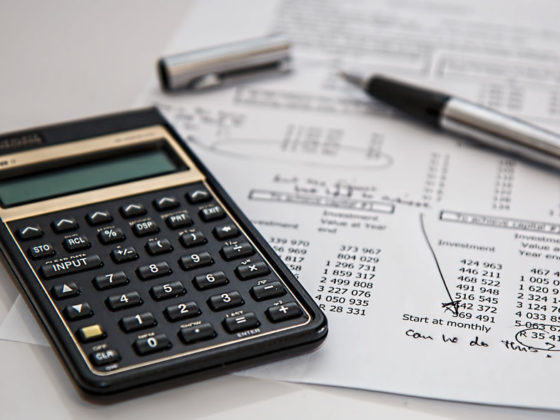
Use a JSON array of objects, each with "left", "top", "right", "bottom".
[{"left": 9, "top": 182, "right": 309, "bottom": 373}]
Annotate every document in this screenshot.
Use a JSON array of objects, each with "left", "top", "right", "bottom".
[{"left": 4, "top": 0, "right": 560, "bottom": 409}]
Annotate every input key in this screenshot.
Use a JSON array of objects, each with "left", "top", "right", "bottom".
[{"left": 40, "top": 254, "right": 103, "bottom": 279}]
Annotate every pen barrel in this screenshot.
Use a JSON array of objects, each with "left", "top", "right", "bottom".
[{"left": 440, "top": 98, "right": 560, "bottom": 170}]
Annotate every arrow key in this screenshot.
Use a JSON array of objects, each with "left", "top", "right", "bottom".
[
  {"left": 213, "top": 223, "right": 240, "bottom": 240},
  {"left": 64, "top": 302, "right": 93, "bottom": 320},
  {"left": 186, "top": 189, "right": 210, "bottom": 204},
  {"left": 51, "top": 282, "right": 80, "bottom": 299},
  {"left": 153, "top": 196, "right": 180, "bottom": 211},
  {"left": 52, "top": 217, "right": 78, "bottom": 233},
  {"left": 16, "top": 225, "right": 43, "bottom": 240},
  {"left": 86, "top": 210, "right": 113, "bottom": 226},
  {"left": 120, "top": 203, "right": 146, "bottom": 218}
]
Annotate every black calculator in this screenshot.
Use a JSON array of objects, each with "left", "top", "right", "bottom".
[{"left": 0, "top": 109, "right": 327, "bottom": 394}]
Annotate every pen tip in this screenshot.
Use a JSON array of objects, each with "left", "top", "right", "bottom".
[{"left": 337, "top": 69, "right": 368, "bottom": 88}]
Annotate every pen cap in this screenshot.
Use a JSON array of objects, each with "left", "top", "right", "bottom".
[{"left": 158, "top": 33, "right": 291, "bottom": 91}]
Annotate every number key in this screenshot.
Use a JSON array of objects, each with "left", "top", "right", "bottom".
[
  {"left": 164, "top": 301, "right": 201, "bottom": 321},
  {"left": 208, "top": 291, "right": 244, "bottom": 311},
  {"left": 106, "top": 291, "right": 142, "bottom": 310},
  {"left": 134, "top": 334, "right": 171, "bottom": 355},
  {"left": 150, "top": 281, "right": 186, "bottom": 301},
  {"left": 137, "top": 262, "right": 172, "bottom": 280},
  {"left": 193, "top": 271, "right": 228, "bottom": 290},
  {"left": 120, "top": 312, "right": 156, "bottom": 332},
  {"left": 93, "top": 271, "right": 128, "bottom": 290},
  {"left": 179, "top": 252, "right": 214, "bottom": 271}
]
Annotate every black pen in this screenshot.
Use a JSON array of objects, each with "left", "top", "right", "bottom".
[{"left": 340, "top": 71, "right": 560, "bottom": 170}]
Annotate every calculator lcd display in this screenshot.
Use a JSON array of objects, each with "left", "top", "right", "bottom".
[{"left": 0, "top": 148, "right": 185, "bottom": 207}]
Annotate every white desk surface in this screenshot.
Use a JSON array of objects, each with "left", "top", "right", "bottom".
[{"left": 0, "top": 2, "right": 558, "bottom": 419}]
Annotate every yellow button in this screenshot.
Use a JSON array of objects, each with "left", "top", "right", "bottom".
[{"left": 79, "top": 324, "right": 105, "bottom": 342}]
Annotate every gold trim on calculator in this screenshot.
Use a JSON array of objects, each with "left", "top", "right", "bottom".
[{"left": 1, "top": 125, "right": 311, "bottom": 376}]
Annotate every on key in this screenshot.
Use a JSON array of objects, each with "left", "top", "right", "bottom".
[
  {"left": 90, "top": 349, "right": 120, "bottom": 367},
  {"left": 40, "top": 255, "right": 103, "bottom": 279}
]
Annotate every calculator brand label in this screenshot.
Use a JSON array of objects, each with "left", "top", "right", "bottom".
[{"left": 0, "top": 133, "right": 43, "bottom": 153}]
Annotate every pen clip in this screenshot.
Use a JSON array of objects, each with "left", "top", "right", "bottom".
[{"left": 158, "top": 33, "right": 292, "bottom": 91}]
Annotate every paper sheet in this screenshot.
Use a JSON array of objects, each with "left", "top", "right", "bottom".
[{"left": 4, "top": 0, "right": 560, "bottom": 410}]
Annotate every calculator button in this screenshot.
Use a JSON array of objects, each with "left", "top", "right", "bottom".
[
  {"left": 28, "top": 242, "right": 55, "bottom": 259},
  {"left": 134, "top": 334, "right": 171, "bottom": 355},
  {"left": 93, "top": 271, "right": 128, "bottom": 290},
  {"left": 179, "top": 252, "right": 214, "bottom": 271},
  {"left": 137, "top": 262, "right": 172, "bottom": 280},
  {"left": 132, "top": 220, "right": 160, "bottom": 237},
  {"left": 78, "top": 324, "right": 106, "bottom": 342},
  {"left": 40, "top": 254, "right": 103, "bottom": 279},
  {"left": 98, "top": 227, "right": 125, "bottom": 244},
  {"left": 120, "top": 312, "right": 157, "bottom": 333},
  {"left": 220, "top": 242, "right": 255, "bottom": 261},
  {"left": 52, "top": 218, "right": 78, "bottom": 233},
  {"left": 51, "top": 282, "right": 80, "bottom": 299},
  {"left": 266, "top": 303, "right": 303, "bottom": 322},
  {"left": 120, "top": 203, "right": 146, "bottom": 218},
  {"left": 164, "top": 301, "right": 201, "bottom": 321},
  {"left": 180, "top": 231, "right": 207, "bottom": 248},
  {"left": 199, "top": 205, "right": 225, "bottom": 222},
  {"left": 223, "top": 313, "right": 260, "bottom": 333},
  {"left": 193, "top": 271, "right": 228, "bottom": 290},
  {"left": 153, "top": 196, "right": 180, "bottom": 211},
  {"left": 150, "top": 281, "right": 186, "bottom": 301},
  {"left": 111, "top": 246, "right": 139, "bottom": 263},
  {"left": 64, "top": 302, "right": 93, "bottom": 320},
  {"left": 179, "top": 323, "right": 216, "bottom": 344},
  {"left": 250, "top": 282, "right": 287, "bottom": 301},
  {"left": 165, "top": 212, "right": 193, "bottom": 229},
  {"left": 90, "top": 349, "right": 120, "bottom": 367},
  {"left": 106, "top": 291, "right": 143, "bottom": 311},
  {"left": 17, "top": 225, "right": 42, "bottom": 240},
  {"left": 235, "top": 261, "right": 270, "bottom": 280},
  {"left": 63, "top": 235, "right": 91, "bottom": 252},
  {"left": 213, "top": 224, "right": 240, "bottom": 240},
  {"left": 145, "top": 238, "right": 173, "bottom": 255},
  {"left": 86, "top": 210, "right": 113, "bottom": 226},
  {"left": 208, "top": 291, "right": 244, "bottom": 311},
  {"left": 186, "top": 190, "right": 210, "bottom": 204}
]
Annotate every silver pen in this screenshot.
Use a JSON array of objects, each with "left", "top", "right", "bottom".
[{"left": 340, "top": 71, "right": 560, "bottom": 170}]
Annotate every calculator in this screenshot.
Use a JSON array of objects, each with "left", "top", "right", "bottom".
[{"left": 0, "top": 108, "right": 327, "bottom": 394}]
